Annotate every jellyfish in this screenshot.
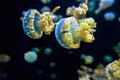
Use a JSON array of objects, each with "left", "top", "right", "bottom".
[
  {"left": 105, "top": 59, "right": 120, "bottom": 80},
  {"left": 55, "top": 17, "right": 96, "bottom": 49},
  {"left": 31, "top": 47, "right": 41, "bottom": 53},
  {"left": 44, "top": 47, "right": 52, "bottom": 55},
  {"left": 94, "top": 0, "right": 115, "bottom": 14},
  {"left": 49, "top": 72, "right": 57, "bottom": 79},
  {"left": 49, "top": 62, "right": 56, "bottom": 67},
  {"left": 40, "top": 0, "right": 51, "bottom": 4},
  {"left": 40, "top": 6, "right": 51, "bottom": 13},
  {"left": 84, "top": 55, "right": 94, "bottom": 64},
  {"left": 103, "top": 54, "right": 113, "bottom": 63},
  {"left": 21, "top": 6, "right": 60, "bottom": 39},
  {"left": 24, "top": 51, "right": 38, "bottom": 63},
  {"left": 0, "top": 54, "right": 11, "bottom": 63},
  {"left": 88, "top": 1, "right": 96, "bottom": 12},
  {"left": 104, "top": 11, "right": 116, "bottom": 21}
]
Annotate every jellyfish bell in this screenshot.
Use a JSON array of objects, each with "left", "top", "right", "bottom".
[
  {"left": 104, "top": 11, "right": 116, "bottom": 21},
  {"left": 24, "top": 51, "right": 38, "bottom": 63},
  {"left": 55, "top": 17, "right": 81, "bottom": 49},
  {"left": 22, "top": 9, "right": 43, "bottom": 39}
]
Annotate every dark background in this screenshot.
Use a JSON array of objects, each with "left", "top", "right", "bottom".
[{"left": 0, "top": 0, "right": 120, "bottom": 80}]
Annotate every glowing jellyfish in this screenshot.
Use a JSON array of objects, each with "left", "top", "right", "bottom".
[
  {"left": 104, "top": 12, "right": 116, "bottom": 21},
  {"left": 105, "top": 59, "right": 120, "bottom": 80},
  {"left": 103, "top": 54, "right": 113, "bottom": 63},
  {"left": 55, "top": 17, "right": 96, "bottom": 49},
  {"left": 40, "top": 0, "right": 51, "bottom": 4},
  {"left": 21, "top": 6, "right": 60, "bottom": 39},
  {"left": 44, "top": 47, "right": 52, "bottom": 55},
  {"left": 49, "top": 62, "right": 56, "bottom": 67},
  {"left": 49, "top": 73, "right": 57, "bottom": 79},
  {"left": 40, "top": 6, "right": 51, "bottom": 13},
  {"left": 113, "top": 42, "right": 120, "bottom": 57},
  {"left": 118, "top": 17, "right": 120, "bottom": 23},
  {"left": 92, "top": 64, "right": 107, "bottom": 80},
  {"left": 95, "top": 0, "right": 115, "bottom": 14},
  {"left": 24, "top": 51, "right": 38, "bottom": 63},
  {"left": 84, "top": 55, "right": 94, "bottom": 64},
  {"left": 88, "top": 1, "right": 96, "bottom": 12},
  {"left": 31, "top": 47, "right": 41, "bottom": 53},
  {"left": 22, "top": 9, "right": 43, "bottom": 39},
  {"left": 0, "top": 54, "right": 11, "bottom": 63},
  {"left": 53, "top": 14, "right": 63, "bottom": 22}
]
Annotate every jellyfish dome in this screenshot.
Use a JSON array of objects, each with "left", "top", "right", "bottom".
[
  {"left": 24, "top": 51, "right": 38, "bottom": 63},
  {"left": 22, "top": 9, "right": 43, "bottom": 39},
  {"left": 104, "top": 12, "right": 116, "bottom": 21},
  {"left": 55, "top": 17, "right": 81, "bottom": 49},
  {"left": 100, "top": 0, "right": 115, "bottom": 8}
]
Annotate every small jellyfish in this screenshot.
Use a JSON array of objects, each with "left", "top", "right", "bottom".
[
  {"left": 36, "top": 69, "right": 43, "bottom": 75},
  {"left": 31, "top": 47, "right": 41, "bottom": 53},
  {"left": 49, "top": 62, "right": 56, "bottom": 67},
  {"left": 105, "top": 59, "right": 120, "bottom": 80},
  {"left": 44, "top": 47, "right": 52, "bottom": 55},
  {"left": 84, "top": 55, "right": 94, "bottom": 64},
  {"left": 40, "top": 0, "right": 51, "bottom": 4},
  {"left": 95, "top": 0, "right": 115, "bottom": 14},
  {"left": 118, "top": 17, "right": 120, "bottom": 23},
  {"left": 40, "top": 6, "right": 51, "bottom": 13},
  {"left": 49, "top": 72, "right": 57, "bottom": 79},
  {"left": 24, "top": 51, "right": 38, "bottom": 63},
  {"left": 88, "top": 1, "right": 96, "bottom": 12},
  {"left": 53, "top": 14, "right": 63, "bottom": 22},
  {"left": 104, "top": 12, "right": 116, "bottom": 21},
  {"left": 0, "top": 54, "right": 11, "bottom": 63},
  {"left": 103, "top": 54, "right": 113, "bottom": 63}
]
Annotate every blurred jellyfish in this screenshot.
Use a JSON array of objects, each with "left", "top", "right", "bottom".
[
  {"left": 95, "top": 0, "right": 115, "bottom": 14},
  {"left": 105, "top": 59, "right": 120, "bottom": 80},
  {"left": 84, "top": 55, "right": 94, "bottom": 64},
  {"left": 0, "top": 72, "right": 7, "bottom": 79},
  {"left": 24, "top": 51, "right": 38, "bottom": 63},
  {"left": 92, "top": 64, "right": 107, "bottom": 80},
  {"left": 53, "top": 14, "right": 63, "bottom": 22},
  {"left": 0, "top": 54, "right": 11, "bottom": 63},
  {"left": 49, "top": 62, "right": 56, "bottom": 67},
  {"left": 40, "top": 6, "right": 51, "bottom": 13},
  {"left": 118, "top": 17, "right": 120, "bottom": 23},
  {"left": 44, "top": 47, "right": 52, "bottom": 55},
  {"left": 36, "top": 69, "right": 43, "bottom": 75},
  {"left": 41, "top": 0, "right": 51, "bottom": 4},
  {"left": 104, "top": 12, "right": 116, "bottom": 21},
  {"left": 31, "top": 47, "right": 41, "bottom": 54},
  {"left": 80, "top": 54, "right": 86, "bottom": 60},
  {"left": 103, "top": 54, "right": 113, "bottom": 63},
  {"left": 49, "top": 72, "right": 57, "bottom": 79},
  {"left": 68, "top": 50, "right": 74, "bottom": 55},
  {"left": 113, "top": 42, "right": 120, "bottom": 57},
  {"left": 88, "top": 1, "right": 96, "bottom": 12}
]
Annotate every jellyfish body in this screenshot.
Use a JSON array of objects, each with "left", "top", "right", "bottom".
[
  {"left": 105, "top": 59, "right": 120, "bottom": 80},
  {"left": 24, "top": 51, "right": 38, "bottom": 63},
  {"left": 41, "top": 0, "right": 51, "bottom": 4},
  {"left": 104, "top": 12, "right": 116, "bottom": 21},
  {"left": 88, "top": 1, "right": 96, "bottom": 12},
  {"left": 103, "top": 54, "right": 113, "bottom": 63},
  {"left": 22, "top": 9, "right": 43, "bottom": 39},
  {"left": 95, "top": 0, "right": 115, "bottom": 14},
  {"left": 55, "top": 17, "right": 81, "bottom": 49}
]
